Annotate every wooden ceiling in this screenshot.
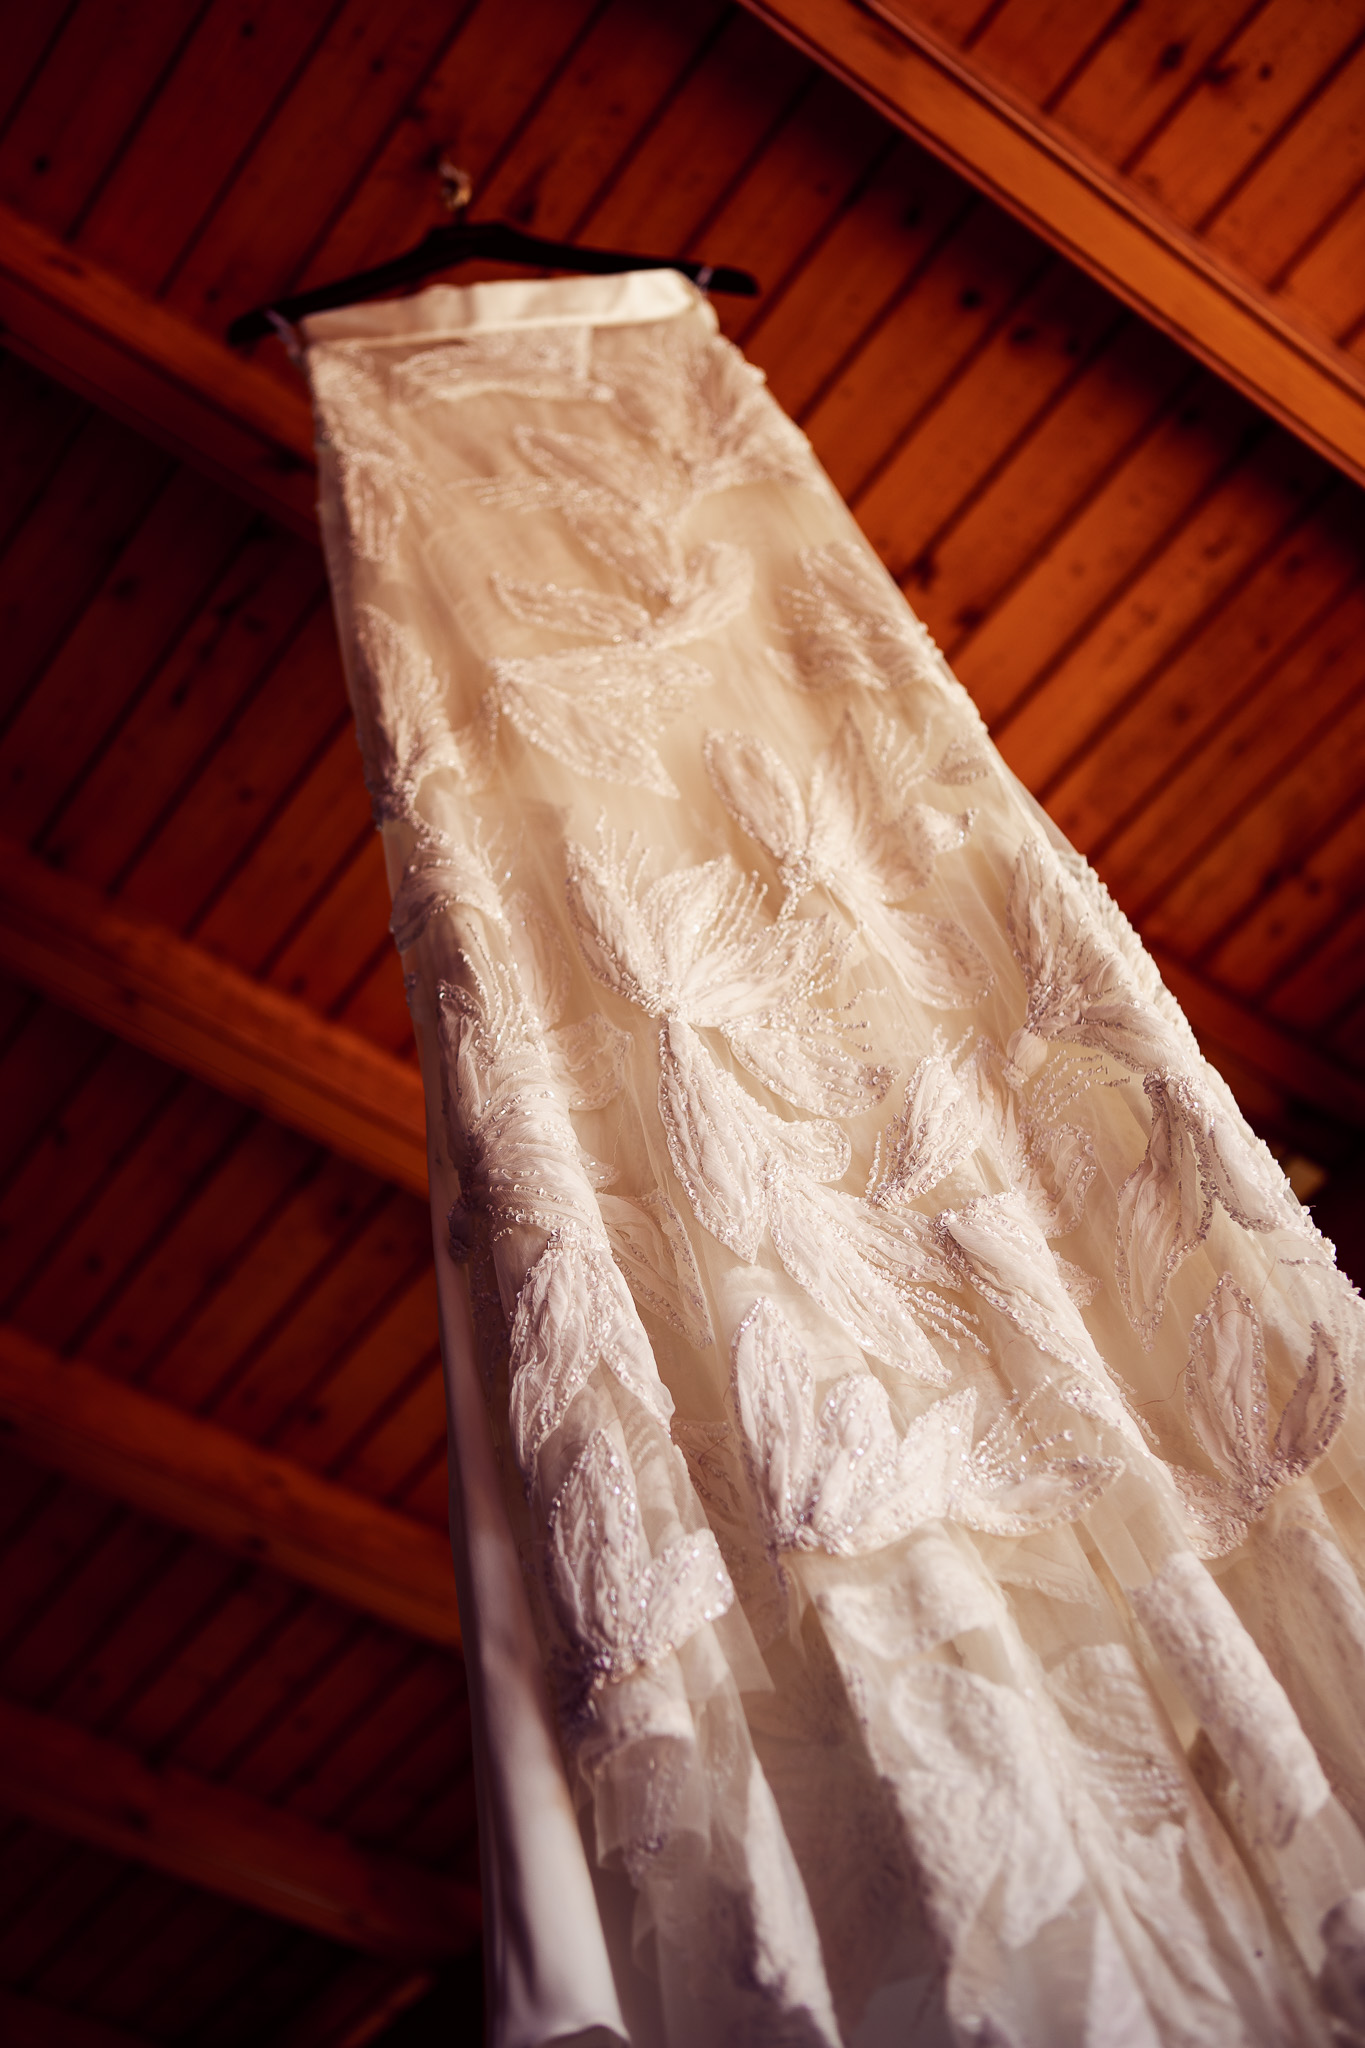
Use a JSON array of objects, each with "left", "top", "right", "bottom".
[{"left": 0, "top": 1, "right": 1362, "bottom": 2042}]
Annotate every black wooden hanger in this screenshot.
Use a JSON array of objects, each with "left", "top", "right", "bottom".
[{"left": 228, "top": 161, "right": 759, "bottom": 347}]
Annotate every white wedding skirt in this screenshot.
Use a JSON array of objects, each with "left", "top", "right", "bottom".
[{"left": 301, "top": 271, "right": 1365, "bottom": 2048}]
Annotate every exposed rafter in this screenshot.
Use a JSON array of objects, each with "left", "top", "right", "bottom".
[
  {"left": 1152, "top": 949, "right": 1365, "bottom": 1135},
  {"left": 0, "top": 838, "right": 428, "bottom": 1198},
  {"left": 0, "top": 1326, "right": 460, "bottom": 1649},
  {"left": 0, "top": 1988, "right": 151, "bottom": 2048},
  {"left": 0, "top": 1695, "right": 480, "bottom": 1958},
  {"left": 278, "top": 1959, "right": 437, "bottom": 2048},
  {"left": 0, "top": 200, "right": 317, "bottom": 535},
  {"left": 738, "top": 0, "right": 1365, "bottom": 492}
]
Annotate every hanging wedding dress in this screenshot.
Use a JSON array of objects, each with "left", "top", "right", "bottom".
[{"left": 300, "top": 271, "right": 1365, "bottom": 2048}]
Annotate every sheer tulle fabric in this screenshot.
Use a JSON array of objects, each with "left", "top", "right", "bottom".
[{"left": 303, "top": 273, "right": 1365, "bottom": 2048}]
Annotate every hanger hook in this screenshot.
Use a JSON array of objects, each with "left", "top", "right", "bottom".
[{"left": 438, "top": 157, "right": 473, "bottom": 215}]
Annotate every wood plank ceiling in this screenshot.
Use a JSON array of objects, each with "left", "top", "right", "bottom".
[{"left": 0, "top": 1, "right": 1362, "bottom": 2041}]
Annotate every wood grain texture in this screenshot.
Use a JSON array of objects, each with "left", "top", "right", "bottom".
[
  {"left": 0, "top": 839, "right": 427, "bottom": 1196},
  {"left": 0, "top": 201, "right": 316, "bottom": 533},
  {"left": 0, "top": 1985, "right": 151, "bottom": 2048},
  {"left": 0, "top": 1326, "right": 459, "bottom": 1648},
  {"left": 0, "top": 1695, "right": 479, "bottom": 1958},
  {"left": 744, "top": 0, "right": 1365, "bottom": 486}
]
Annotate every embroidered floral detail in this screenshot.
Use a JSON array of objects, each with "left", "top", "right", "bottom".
[
  {"left": 493, "top": 537, "right": 750, "bottom": 648},
  {"left": 672, "top": 1419, "right": 788, "bottom": 1647},
  {"left": 732, "top": 1296, "right": 1120, "bottom": 1556},
  {"left": 608, "top": 315, "right": 819, "bottom": 501},
  {"left": 352, "top": 605, "right": 465, "bottom": 822},
  {"left": 957, "top": 1037, "right": 1096, "bottom": 1242},
  {"left": 1129, "top": 1552, "right": 1330, "bottom": 1847},
  {"left": 565, "top": 834, "right": 890, "bottom": 1117},
  {"left": 771, "top": 540, "right": 953, "bottom": 695},
  {"left": 547, "top": 1428, "right": 734, "bottom": 1702},
  {"left": 438, "top": 930, "right": 619, "bottom": 1246},
  {"left": 1116, "top": 1073, "right": 1303, "bottom": 1345},
  {"left": 929, "top": 734, "right": 993, "bottom": 786},
  {"left": 597, "top": 1189, "right": 715, "bottom": 1349},
  {"left": 473, "top": 335, "right": 815, "bottom": 601},
  {"left": 508, "top": 1227, "right": 673, "bottom": 1481},
  {"left": 936, "top": 1194, "right": 1118, "bottom": 1385},
  {"left": 389, "top": 817, "right": 507, "bottom": 951},
  {"left": 1171, "top": 1276, "right": 1346, "bottom": 1557},
  {"left": 311, "top": 349, "right": 436, "bottom": 565},
  {"left": 704, "top": 715, "right": 989, "bottom": 1007},
  {"left": 865, "top": 1054, "right": 975, "bottom": 1208},
  {"left": 393, "top": 326, "right": 612, "bottom": 407},
  {"left": 1005, "top": 840, "right": 1178, "bottom": 1083}
]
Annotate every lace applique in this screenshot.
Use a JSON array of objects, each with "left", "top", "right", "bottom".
[
  {"left": 473, "top": 335, "right": 815, "bottom": 600},
  {"left": 771, "top": 540, "right": 955, "bottom": 696},
  {"left": 936, "top": 1194, "right": 1115, "bottom": 1385},
  {"left": 564, "top": 837, "right": 1010, "bottom": 1376},
  {"left": 732, "top": 1296, "right": 1120, "bottom": 1556},
  {"left": 929, "top": 733, "right": 994, "bottom": 786},
  {"left": 1129, "top": 1552, "right": 1330, "bottom": 1847},
  {"left": 877, "top": 1662, "right": 1086, "bottom": 1951},
  {"left": 865, "top": 1055, "right": 976, "bottom": 1206},
  {"left": 658, "top": 1018, "right": 971, "bottom": 1379},
  {"left": 352, "top": 605, "right": 466, "bottom": 823},
  {"left": 673, "top": 1419, "right": 788, "bottom": 1647},
  {"left": 607, "top": 315, "right": 819, "bottom": 501},
  {"left": 565, "top": 834, "right": 891, "bottom": 1117},
  {"left": 393, "top": 327, "right": 611, "bottom": 406},
  {"left": 566, "top": 834, "right": 1122, "bottom": 1390},
  {"left": 508, "top": 1227, "right": 673, "bottom": 1481},
  {"left": 1045, "top": 1643, "right": 1189, "bottom": 1841},
  {"left": 958, "top": 1038, "right": 1096, "bottom": 1242},
  {"left": 597, "top": 1189, "right": 715, "bottom": 1349},
  {"left": 389, "top": 818, "right": 507, "bottom": 950},
  {"left": 1005, "top": 840, "right": 1180, "bottom": 1084},
  {"left": 704, "top": 714, "right": 989, "bottom": 1008},
  {"left": 439, "top": 930, "right": 614, "bottom": 1245},
  {"left": 547, "top": 1428, "right": 734, "bottom": 1707},
  {"left": 470, "top": 540, "right": 750, "bottom": 797},
  {"left": 1171, "top": 1276, "right": 1346, "bottom": 1556},
  {"left": 1117, "top": 1071, "right": 1305, "bottom": 1345},
  {"left": 310, "top": 348, "right": 436, "bottom": 565},
  {"left": 1053, "top": 842, "right": 1202, "bottom": 1058},
  {"left": 494, "top": 536, "right": 750, "bottom": 646}
]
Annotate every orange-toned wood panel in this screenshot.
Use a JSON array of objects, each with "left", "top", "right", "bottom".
[
  {"left": 0, "top": 1459, "right": 469, "bottom": 1867},
  {"left": 882, "top": 0, "right": 1365, "bottom": 368}
]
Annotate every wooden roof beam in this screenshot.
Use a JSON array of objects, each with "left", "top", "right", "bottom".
[
  {"left": 0, "top": 1694, "right": 479, "bottom": 1959},
  {"left": 0, "top": 1988, "right": 153, "bottom": 2048},
  {"left": 0, "top": 837, "right": 428, "bottom": 1199},
  {"left": 0, "top": 200, "right": 317, "bottom": 535},
  {"left": 739, "top": 0, "right": 1365, "bottom": 491},
  {"left": 277, "top": 1958, "right": 437, "bottom": 2048},
  {"left": 0, "top": 1325, "right": 460, "bottom": 1649}
]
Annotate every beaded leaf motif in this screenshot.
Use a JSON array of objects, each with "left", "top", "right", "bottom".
[
  {"left": 1172, "top": 1275, "right": 1347, "bottom": 1557},
  {"left": 704, "top": 712, "right": 991, "bottom": 1009},
  {"left": 548, "top": 1428, "right": 734, "bottom": 1698},
  {"left": 732, "top": 1296, "right": 1121, "bottom": 1557},
  {"left": 771, "top": 539, "right": 955, "bottom": 696},
  {"left": 565, "top": 834, "right": 891, "bottom": 1118}
]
